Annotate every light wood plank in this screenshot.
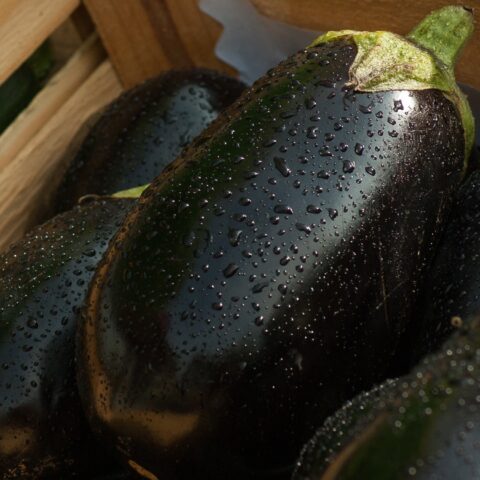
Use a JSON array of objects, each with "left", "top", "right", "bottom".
[
  {"left": 84, "top": 0, "right": 235, "bottom": 88},
  {"left": 0, "top": 0, "right": 80, "bottom": 85},
  {"left": 0, "top": 61, "right": 123, "bottom": 251},
  {"left": 252, "top": 0, "right": 480, "bottom": 89},
  {"left": 0, "top": 35, "right": 105, "bottom": 171},
  {"left": 84, "top": 0, "right": 173, "bottom": 88}
]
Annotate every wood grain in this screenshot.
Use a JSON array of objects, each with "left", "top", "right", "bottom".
[
  {"left": 0, "top": 61, "right": 122, "bottom": 251},
  {"left": 0, "top": 35, "right": 105, "bottom": 172},
  {"left": 84, "top": 0, "right": 235, "bottom": 88},
  {"left": 252, "top": 0, "right": 480, "bottom": 89},
  {"left": 0, "top": 0, "right": 80, "bottom": 85},
  {"left": 84, "top": 0, "right": 172, "bottom": 88},
  {"left": 49, "top": 18, "right": 84, "bottom": 68}
]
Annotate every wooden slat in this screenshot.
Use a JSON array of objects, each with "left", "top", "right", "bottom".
[
  {"left": 0, "top": 35, "right": 105, "bottom": 172},
  {"left": 71, "top": 4, "right": 96, "bottom": 40},
  {"left": 0, "top": 61, "right": 123, "bottom": 251},
  {"left": 49, "top": 17, "right": 90, "bottom": 67},
  {"left": 84, "top": 0, "right": 172, "bottom": 88},
  {"left": 252, "top": 0, "right": 480, "bottom": 90},
  {"left": 84, "top": 0, "right": 235, "bottom": 88},
  {"left": 0, "top": 0, "right": 80, "bottom": 85}
]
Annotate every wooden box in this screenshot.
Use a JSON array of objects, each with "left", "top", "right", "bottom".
[{"left": 0, "top": 0, "right": 478, "bottom": 251}]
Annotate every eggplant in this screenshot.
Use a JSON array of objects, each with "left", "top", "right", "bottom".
[
  {"left": 296, "top": 98, "right": 480, "bottom": 478},
  {"left": 460, "top": 83, "right": 480, "bottom": 169},
  {"left": 0, "top": 197, "right": 133, "bottom": 478},
  {"left": 293, "top": 314, "right": 480, "bottom": 480},
  {"left": 389, "top": 102, "right": 480, "bottom": 377},
  {"left": 55, "top": 69, "right": 246, "bottom": 212},
  {"left": 405, "top": 170, "right": 480, "bottom": 365},
  {"left": 77, "top": 6, "right": 474, "bottom": 479}
]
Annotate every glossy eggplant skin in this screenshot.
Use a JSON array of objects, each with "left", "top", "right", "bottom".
[
  {"left": 78, "top": 40, "right": 465, "bottom": 479},
  {"left": 55, "top": 69, "right": 245, "bottom": 212},
  {"left": 460, "top": 84, "right": 480, "bottom": 169},
  {"left": 0, "top": 198, "right": 133, "bottom": 478},
  {"left": 388, "top": 93, "right": 480, "bottom": 377},
  {"left": 407, "top": 170, "right": 480, "bottom": 363},
  {"left": 293, "top": 317, "right": 480, "bottom": 480}
]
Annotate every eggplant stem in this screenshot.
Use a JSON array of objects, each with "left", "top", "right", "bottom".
[{"left": 407, "top": 5, "right": 474, "bottom": 70}]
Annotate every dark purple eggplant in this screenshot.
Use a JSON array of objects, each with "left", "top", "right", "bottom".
[
  {"left": 460, "top": 83, "right": 480, "bottom": 168},
  {"left": 387, "top": 87, "right": 480, "bottom": 377},
  {"left": 54, "top": 69, "right": 245, "bottom": 213},
  {"left": 293, "top": 314, "right": 480, "bottom": 480},
  {"left": 404, "top": 170, "right": 480, "bottom": 366},
  {"left": 77, "top": 6, "right": 474, "bottom": 480},
  {"left": 0, "top": 198, "right": 133, "bottom": 478}
]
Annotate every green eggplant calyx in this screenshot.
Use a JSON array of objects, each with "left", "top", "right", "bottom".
[
  {"left": 407, "top": 6, "right": 474, "bottom": 71},
  {"left": 309, "top": 6, "right": 475, "bottom": 166},
  {"left": 310, "top": 30, "right": 451, "bottom": 93},
  {"left": 112, "top": 183, "right": 150, "bottom": 199}
]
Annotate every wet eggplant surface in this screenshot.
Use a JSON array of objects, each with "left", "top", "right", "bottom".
[
  {"left": 78, "top": 38, "right": 465, "bottom": 479},
  {"left": 0, "top": 198, "right": 133, "bottom": 478},
  {"left": 293, "top": 316, "right": 480, "bottom": 480},
  {"left": 387, "top": 86, "right": 480, "bottom": 377},
  {"left": 55, "top": 69, "right": 245, "bottom": 212},
  {"left": 408, "top": 169, "right": 480, "bottom": 361},
  {"left": 461, "top": 84, "right": 480, "bottom": 167}
]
